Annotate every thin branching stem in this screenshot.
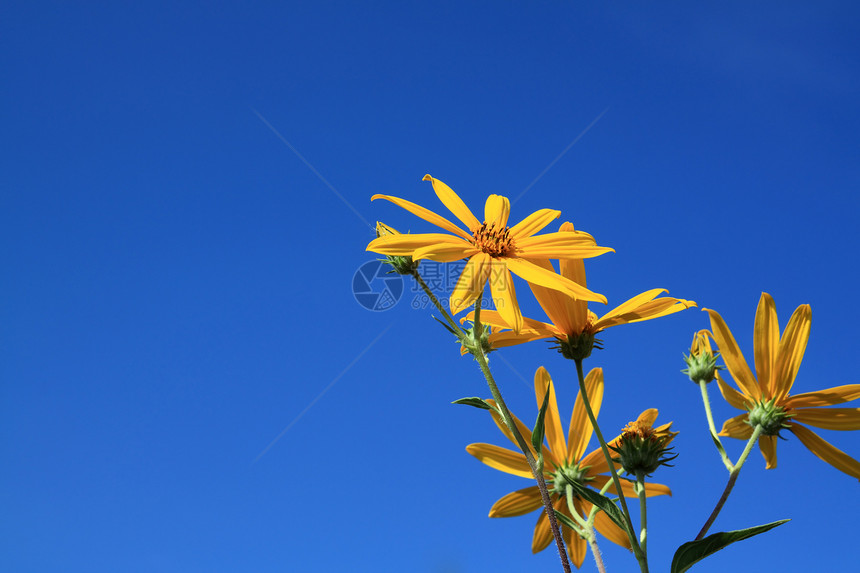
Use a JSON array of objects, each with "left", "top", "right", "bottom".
[
  {"left": 573, "top": 358, "right": 647, "bottom": 572},
  {"left": 698, "top": 380, "right": 732, "bottom": 471},
  {"left": 472, "top": 296, "right": 571, "bottom": 573},
  {"left": 695, "top": 425, "right": 764, "bottom": 540}
]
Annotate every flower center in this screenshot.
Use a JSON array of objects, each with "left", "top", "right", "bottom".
[
  {"left": 472, "top": 222, "right": 514, "bottom": 258},
  {"left": 746, "top": 399, "right": 792, "bottom": 436},
  {"left": 621, "top": 421, "right": 657, "bottom": 442},
  {"left": 550, "top": 463, "right": 592, "bottom": 497}
]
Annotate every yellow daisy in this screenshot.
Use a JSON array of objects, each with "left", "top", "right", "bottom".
[
  {"left": 470, "top": 222, "right": 695, "bottom": 353},
  {"left": 706, "top": 293, "right": 860, "bottom": 479},
  {"left": 466, "top": 366, "right": 673, "bottom": 568},
  {"left": 366, "top": 175, "right": 613, "bottom": 332}
]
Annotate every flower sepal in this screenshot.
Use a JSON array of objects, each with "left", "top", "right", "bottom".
[
  {"left": 552, "top": 332, "right": 602, "bottom": 361},
  {"left": 458, "top": 321, "right": 494, "bottom": 357},
  {"left": 746, "top": 398, "right": 793, "bottom": 437}
]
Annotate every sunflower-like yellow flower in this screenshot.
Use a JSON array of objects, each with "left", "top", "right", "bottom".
[
  {"left": 470, "top": 222, "right": 695, "bottom": 356},
  {"left": 366, "top": 176, "right": 614, "bottom": 332},
  {"left": 466, "top": 366, "right": 673, "bottom": 567},
  {"left": 706, "top": 293, "right": 860, "bottom": 479}
]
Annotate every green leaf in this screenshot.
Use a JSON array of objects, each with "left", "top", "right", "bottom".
[
  {"left": 532, "top": 381, "right": 551, "bottom": 453},
  {"left": 567, "top": 480, "right": 627, "bottom": 531},
  {"left": 670, "top": 519, "right": 790, "bottom": 573},
  {"left": 451, "top": 397, "right": 493, "bottom": 410},
  {"left": 553, "top": 509, "right": 585, "bottom": 536},
  {"left": 432, "top": 315, "right": 457, "bottom": 335}
]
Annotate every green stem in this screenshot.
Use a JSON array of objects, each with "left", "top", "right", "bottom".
[
  {"left": 635, "top": 470, "right": 648, "bottom": 562},
  {"left": 573, "top": 359, "right": 646, "bottom": 570},
  {"left": 472, "top": 297, "right": 572, "bottom": 573},
  {"left": 564, "top": 485, "right": 590, "bottom": 531},
  {"left": 698, "top": 380, "right": 733, "bottom": 471},
  {"left": 695, "top": 425, "right": 764, "bottom": 540},
  {"left": 566, "top": 485, "right": 606, "bottom": 573},
  {"left": 586, "top": 478, "right": 615, "bottom": 527},
  {"left": 411, "top": 270, "right": 467, "bottom": 340}
]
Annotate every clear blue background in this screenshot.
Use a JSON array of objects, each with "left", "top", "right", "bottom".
[{"left": 2, "top": 2, "right": 858, "bottom": 572}]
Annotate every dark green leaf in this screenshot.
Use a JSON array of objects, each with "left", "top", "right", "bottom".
[
  {"left": 670, "top": 519, "right": 790, "bottom": 573},
  {"left": 451, "top": 397, "right": 493, "bottom": 410},
  {"left": 567, "top": 480, "right": 627, "bottom": 531},
  {"left": 532, "top": 382, "right": 551, "bottom": 453}
]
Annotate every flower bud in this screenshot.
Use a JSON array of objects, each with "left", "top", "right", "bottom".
[
  {"left": 459, "top": 322, "right": 494, "bottom": 357},
  {"left": 682, "top": 329, "right": 720, "bottom": 384},
  {"left": 610, "top": 420, "right": 678, "bottom": 476},
  {"left": 375, "top": 221, "right": 417, "bottom": 275}
]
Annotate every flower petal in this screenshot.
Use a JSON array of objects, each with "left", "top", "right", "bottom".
[
  {"left": 719, "top": 413, "right": 753, "bottom": 439},
  {"left": 759, "top": 435, "right": 778, "bottom": 469},
  {"left": 411, "top": 241, "right": 479, "bottom": 262},
  {"left": 582, "top": 500, "right": 631, "bottom": 549},
  {"left": 569, "top": 367, "right": 604, "bottom": 463},
  {"left": 465, "top": 443, "right": 532, "bottom": 478},
  {"left": 595, "top": 290, "right": 696, "bottom": 331},
  {"left": 705, "top": 308, "right": 761, "bottom": 400},
  {"left": 489, "top": 265, "right": 523, "bottom": 334},
  {"left": 449, "top": 253, "right": 492, "bottom": 315},
  {"left": 522, "top": 258, "right": 579, "bottom": 336},
  {"left": 422, "top": 174, "right": 481, "bottom": 231},
  {"left": 579, "top": 445, "right": 620, "bottom": 477},
  {"left": 516, "top": 232, "right": 614, "bottom": 259},
  {"left": 785, "top": 385, "right": 860, "bottom": 408},
  {"left": 534, "top": 367, "right": 568, "bottom": 461},
  {"left": 773, "top": 304, "right": 811, "bottom": 402},
  {"left": 716, "top": 372, "right": 751, "bottom": 411},
  {"left": 792, "top": 408, "right": 860, "bottom": 430},
  {"left": 484, "top": 194, "right": 511, "bottom": 228},
  {"left": 488, "top": 486, "right": 543, "bottom": 517},
  {"left": 753, "top": 293, "right": 779, "bottom": 398},
  {"left": 635, "top": 408, "right": 659, "bottom": 427},
  {"left": 588, "top": 475, "right": 672, "bottom": 498},
  {"left": 487, "top": 330, "right": 552, "bottom": 349},
  {"left": 371, "top": 194, "right": 472, "bottom": 240},
  {"left": 367, "top": 233, "right": 469, "bottom": 256},
  {"left": 509, "top": 208, "right": 561, "bottom": 240},
  {"left": 506, "top": 257, "right": 607, "bottom": 304},
  {"left": 467, "top": 309, "right": 550, "bottom": 333},
  {"left": 789, "top": 423, "right": 860, "bottom": 479},
  {"left": 564, "top": 510, "right": 588, "bottom": 568}
]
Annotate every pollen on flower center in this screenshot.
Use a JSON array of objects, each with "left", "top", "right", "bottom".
[
  {"left": 472, "top": 222, "right": 514, "bottom": 257},
  {"left": 621, "top": 421, "right": 657, "bottom": 442}
]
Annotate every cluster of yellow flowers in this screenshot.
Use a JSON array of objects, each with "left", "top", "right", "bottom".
[{"left": 366, "top": 174, "right": 860, "bottom": 571}]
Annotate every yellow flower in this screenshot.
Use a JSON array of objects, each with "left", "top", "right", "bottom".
[
  {"left": 366, "top": 175, "right": 613, "bottom": 332},
  {"left": 706, "top": 293, "right": 860, "bottom": 479},
  {"left": 471, "top": 222, "right": 695, "bottom": 354},
  {"left": 466, "top": 366, "right": 672, "bottom": 568}
]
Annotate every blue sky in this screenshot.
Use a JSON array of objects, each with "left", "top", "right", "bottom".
[{"left": 2, "top": 2, "right": 858, "bottom": 572}]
